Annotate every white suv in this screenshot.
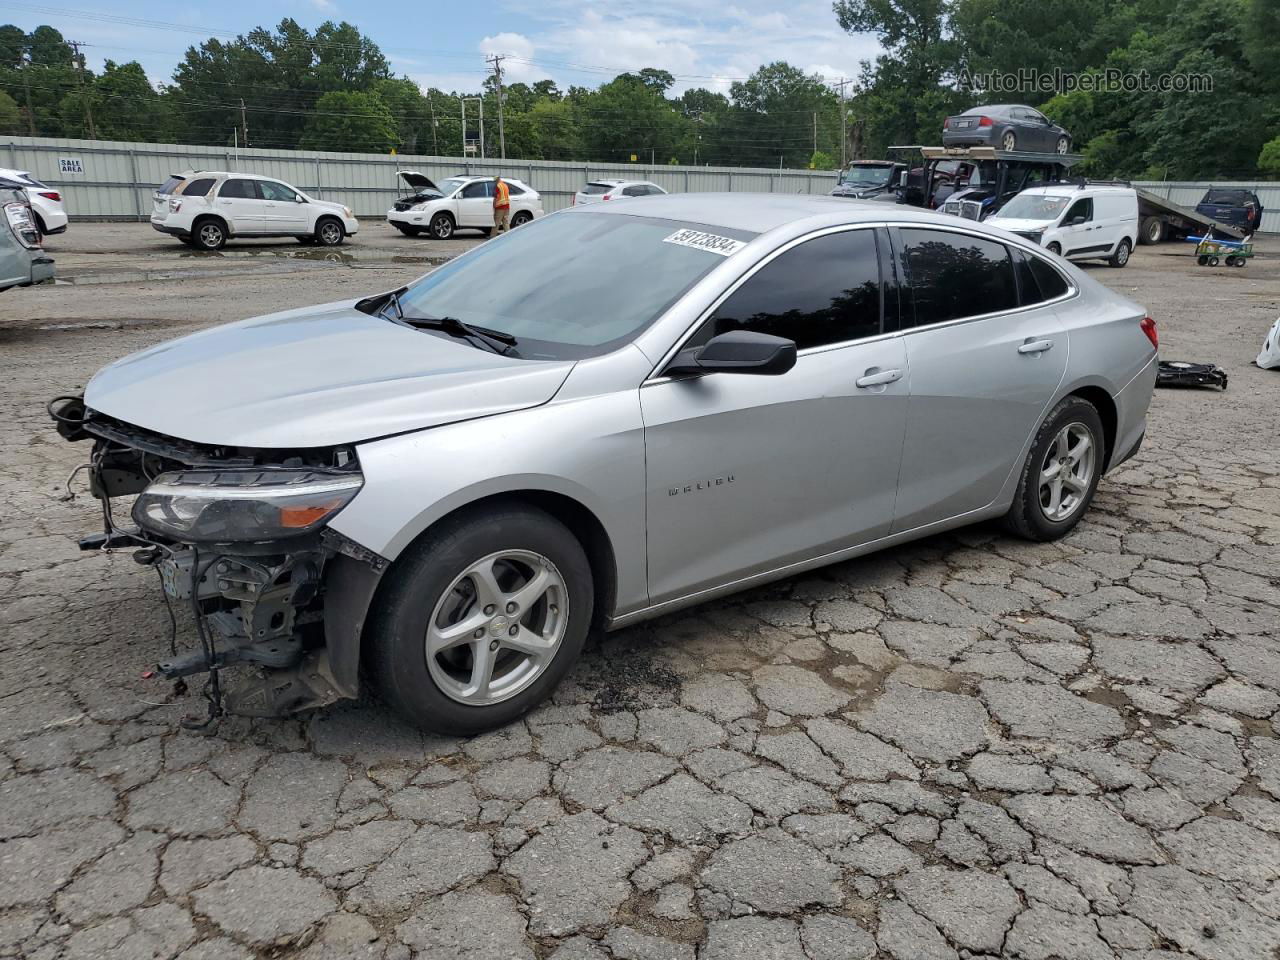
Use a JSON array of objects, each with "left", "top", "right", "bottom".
[
  {"left": 387, "top": 173, "right": 544, "bottom": 239},
  {"left": 0, "top": 167, "right": 69, "bottom": 236},
  {"left": 151, "top": 172, "right": 359, "bottom": 250},
  {"left": 573, "top": 179, "right": 668, "bottom": 205}
]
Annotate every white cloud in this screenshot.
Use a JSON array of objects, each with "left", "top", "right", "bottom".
[
  {"left": 310, "top": 0, "right": 336, "bottom": 11},
  {"left": 479, "top": 32, "right": 553, "bottom": 85}
]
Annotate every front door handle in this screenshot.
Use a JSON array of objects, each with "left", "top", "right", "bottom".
[
  {"left": 1018, "top": 338, "right": 1055, "bottom": 354},
  {"left": 855, "top": 367, "right": 903, "bottom": 388}
]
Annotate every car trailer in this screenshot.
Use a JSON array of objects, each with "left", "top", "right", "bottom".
[
  {"left": 890, "top": 145, "right": 1081, "bottom": 219},
  {"left": 1134, "top": 188, "right": 1246, "bottom": 245}
]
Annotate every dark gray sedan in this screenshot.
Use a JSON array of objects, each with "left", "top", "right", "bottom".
[{"left": 943, "top": 105, "right": 1071, "bottom": 154}]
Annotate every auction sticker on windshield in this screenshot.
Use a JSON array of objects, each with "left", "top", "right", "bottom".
[{"left": 663, "top": 228, "right": 746, "bottom": 256}]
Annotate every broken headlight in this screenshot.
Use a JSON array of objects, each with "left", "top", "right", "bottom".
[{"left": 132, "top": 469, "right": 363, "bottom": 543}]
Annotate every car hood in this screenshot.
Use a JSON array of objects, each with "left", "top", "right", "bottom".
[
  {"left": 84, "top": 300, "right": 576, "bottom": 448},
  {"left": 986, "top": 217, "right": 1054, "bottom": 233},
  {"left": 398, "top": 171, "right": 438, "bottom": 191}
]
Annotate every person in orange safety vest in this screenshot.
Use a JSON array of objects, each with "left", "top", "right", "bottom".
[{"left": 493, "top": 177, "right": 511, "bottom": 234}]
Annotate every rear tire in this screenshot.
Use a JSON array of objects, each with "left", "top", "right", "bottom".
[
  {"left": 1003, "top": 396, "right": 1105, "bottom": 542},
  {"left": 511, "top": 211, "right": 533, "bottom": 227},
  {"left": 1056, "top": 136, "right": 1070, "bottom": 155},
  {"left": 1001, "top": 130, "right": 1017, "bottom": 151},
  {"left": 1108, "top": 239, "right": 1131, "bottom": 268},
  {"left": 192, "top": 217, "right": 227, "bottom": 250},
  {"left": 367, "top": 505, "right": 593, "bottom": 735},
  {"left": 1139, "top": 216, "right": 1164, "bottom": 245}
]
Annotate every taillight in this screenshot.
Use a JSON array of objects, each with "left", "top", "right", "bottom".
[
  {"left": 978, "top": 116, "right": 993, "bottom": 127},
  {"left": 38, "top": 191, "right": 61, "bottom": 202},
  {"left": 943, "top": 117, "right": 951, "bottom": 129},
  {"left": 1140, "top": 316, "right": 1158, "bottom": 350},
  {"left": 4, "top": 201, "right": 41, "bottom": 248},
  {"left": 169, "top": 198, "right": 183, "bottom": 212},
  {"left": 602, "top": 193, "right": 612, "bottom": 201}
]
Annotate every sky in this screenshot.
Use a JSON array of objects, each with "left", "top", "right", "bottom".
[{"left": 0, "top": 0, "right": 882, "bottom": 95}]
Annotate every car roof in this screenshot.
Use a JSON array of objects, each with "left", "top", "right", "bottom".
[
  {"left": 1017, "top": 184, "right": 1135, "bottom": 197},
  {"left": 585, "top": 179, "right": 628, "bottom": 186},
  {"left": 960, "top": 104, "right": 1030, "bottom": 115},
  {"left": 570, "top": 192, "right": 1037, "bottom": 237}
]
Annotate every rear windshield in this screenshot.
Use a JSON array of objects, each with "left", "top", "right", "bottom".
[
  {"left": 1202, "top": 189, "right": 1253, "bottom": 205},
  {"left": 158, "top": 176, "right": 186, "bottom": 195},
  {"left": 582, "top": 183, "right": 613, "bottom": 195},
  {"left": 397, "top": 212, "right": 757, "bottom": 359}
]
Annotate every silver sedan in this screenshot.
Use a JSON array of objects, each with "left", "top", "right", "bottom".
[{"left": 58, "top": 195, "right": 1157, "bottom": 733}]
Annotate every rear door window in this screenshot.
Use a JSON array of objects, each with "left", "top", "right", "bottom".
[
  {"left": 1012, "top": 247, "right": 1070, "bottom": 305},
  {"left": 899, "top": 228, "right": 1018, "bottom": 327},
  {"left": 623, "top": 186, "right": 645, "bottom": 197},
  {"left": 691, "top": 228, "right": 882, "bottom": 351},
  {"left": 180, "top": 178, "right": 215, "bottom": 197},
  {"left": 218, "top": 178, "right": 260, "bottom": 200}
]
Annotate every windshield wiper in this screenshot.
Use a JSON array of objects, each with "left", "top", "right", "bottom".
[{"left": 399, "top": 313, "right": 518, "bottom": 355}]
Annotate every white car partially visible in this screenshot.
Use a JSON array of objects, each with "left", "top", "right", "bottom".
[
  {"left": 573, "top": 180, "right": 668, "bottom": 205},
  {"left": 0, "top": 167, "right": 68, "bottom": 236},
  {"left": 387, "top": 173, "right": 544, "bottom": 240}
]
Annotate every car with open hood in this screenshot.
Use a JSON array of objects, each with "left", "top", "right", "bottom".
[
  {"left": 54, "top": 195, "right": 1156, "bottom": 735},
  {"left": 387, "top": 172, "right": 544, "bottom": 239}
]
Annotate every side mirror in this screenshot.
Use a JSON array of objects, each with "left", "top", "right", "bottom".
[
  {"left": 665, "top": 330, "right": 797, "bottom": 377},
  {"left": 295, "top": 195, "right": 307, "bottom": 203},
  {"left": 1067, "top": 215, "right": 1085, "bottom": 226}
]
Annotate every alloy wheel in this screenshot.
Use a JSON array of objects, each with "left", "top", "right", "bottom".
[
  {"left": 318, "top": 221, "right": 342, "bottom": 245},
  {"left": 1038, "top": 423, "right": 1095, "bottom": 522},
  {"left": 1057, "top": 138, "right": 1070, "bottom": 154},
  {"left": 425, "top": 550, "right": 568, "bottom": 706},
  {"left": 199, "top": 223, "right": 223, "bottom": 248},
  {"left": 1002, "top": 132, "right": 1017, "bottom": 151}
]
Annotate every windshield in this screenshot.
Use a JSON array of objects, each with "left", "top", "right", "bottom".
[
  {"left": 434, "top": 177, "right": 468, "bottom": 196},
  {"left": 1202, "top": 189, "right": 1251, "bottom": 206},
  {"left": 996, "top": 193, "right": 1071, "bottom": 222},
  {"left": 840, "top": 166, "right": 894, "bottom": 187},
  {"left": 395, "top": 212, "right": 756, "bottom": 359}
]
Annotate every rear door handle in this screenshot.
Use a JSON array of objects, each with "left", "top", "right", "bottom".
[
  {"left": 855, "top": 367, "right": 903, "bottom": 388},
  {"left": 1018, "top": 338, "right": 1055, "bottom": 354}
]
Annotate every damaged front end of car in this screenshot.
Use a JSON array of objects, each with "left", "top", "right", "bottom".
[{"left": 50, "top": 396, "right": 386, "bottom": 728}]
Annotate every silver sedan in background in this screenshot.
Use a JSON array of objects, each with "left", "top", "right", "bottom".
[
  {"left": 55, "top": 195, "right": 1156, "bottom": 734},
  {"left": 943, "top": 104, "right": 1072, "bottom": 154}
]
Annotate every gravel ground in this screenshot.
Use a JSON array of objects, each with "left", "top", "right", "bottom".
[{"left": 1, "top": 224, "right": 1279, "bottom": 960}]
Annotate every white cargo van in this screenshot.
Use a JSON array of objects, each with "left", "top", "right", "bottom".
[{"left": 987, "top": 184, "right": 1139, "bottom": 267}]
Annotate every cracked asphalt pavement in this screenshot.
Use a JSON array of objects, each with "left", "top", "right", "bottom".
[{"left": 2, "top": 225, "right": 1279, "bottom": 960}]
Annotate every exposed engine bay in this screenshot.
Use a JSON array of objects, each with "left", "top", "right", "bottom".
[{"left": 50, "top": 396, "right": 384, "bottom": 728}]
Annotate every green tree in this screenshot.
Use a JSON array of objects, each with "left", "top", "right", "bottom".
[
  {"left": 577, "top": 72, "right": 689, "bottom": 163},
  {"left": 1259, "top": 136, "right": 1280, "bottom": 176},
  {"left": 727, "top": 62, "right": 842, "bottom": 167},
  {"left": 300, "top": 89, "right": 397, "bottom": 152},
  {"left": 0, "top": 89, "right": 19, "bottom": 133}
]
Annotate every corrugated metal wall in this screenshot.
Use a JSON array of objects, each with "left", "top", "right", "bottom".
[
  {"left": 0, "top": 136, "right": 838, "bottom": 220},
  {"left": 1134, "top": 181, "right": 1280, "bottom": 234},
  {"left": 4, "top": 138, "right": 1274, "bottom": 230}
]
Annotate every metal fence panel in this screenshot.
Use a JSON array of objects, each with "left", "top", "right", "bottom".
[
  {"left": 6, "top": 138, "right": 1275, "bottom": 231},
  {"left": 1, "top": 136, "right": 846, "bottom": 220}
]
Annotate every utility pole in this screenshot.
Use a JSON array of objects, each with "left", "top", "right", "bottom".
[
  {"left": 486, "top": 53, "right": 506, "bottom": 160},
  {"left": 239, "top": 99, "right": 249, "bottom": 148},
  {"left": 68, "top": 41, "right": 97, "bottom": 139},
  {"left": 427, "top": 93, "right": 439, "bottom": 155},
  {"left": 833, "top": 77, "right": 852, "bottom": 170},
  {"left": 812, "top": 111, "right": 817, "bottom": 159},
  {"left": 20, "top": 54, "right": 34, "bottom": 135}
]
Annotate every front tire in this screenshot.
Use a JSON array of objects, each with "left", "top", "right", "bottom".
[
  {"left": 429, "top": 212, "right": 455, "bottom": 240},
  {"left": 1046, "top": 242, "right": 1062, "bottom": 256},
  {"left": 315, "top": 217, "right": 344, "bottom": 246},
  {"left": 367, "top": 505, "right": 593, "bottom": 735},
  {"left": 1003, "top": 396, "right": 1105, "bottom": 541},
  {"left": 1108, "top": 238, "right": 1131, "bottom": 268}
]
